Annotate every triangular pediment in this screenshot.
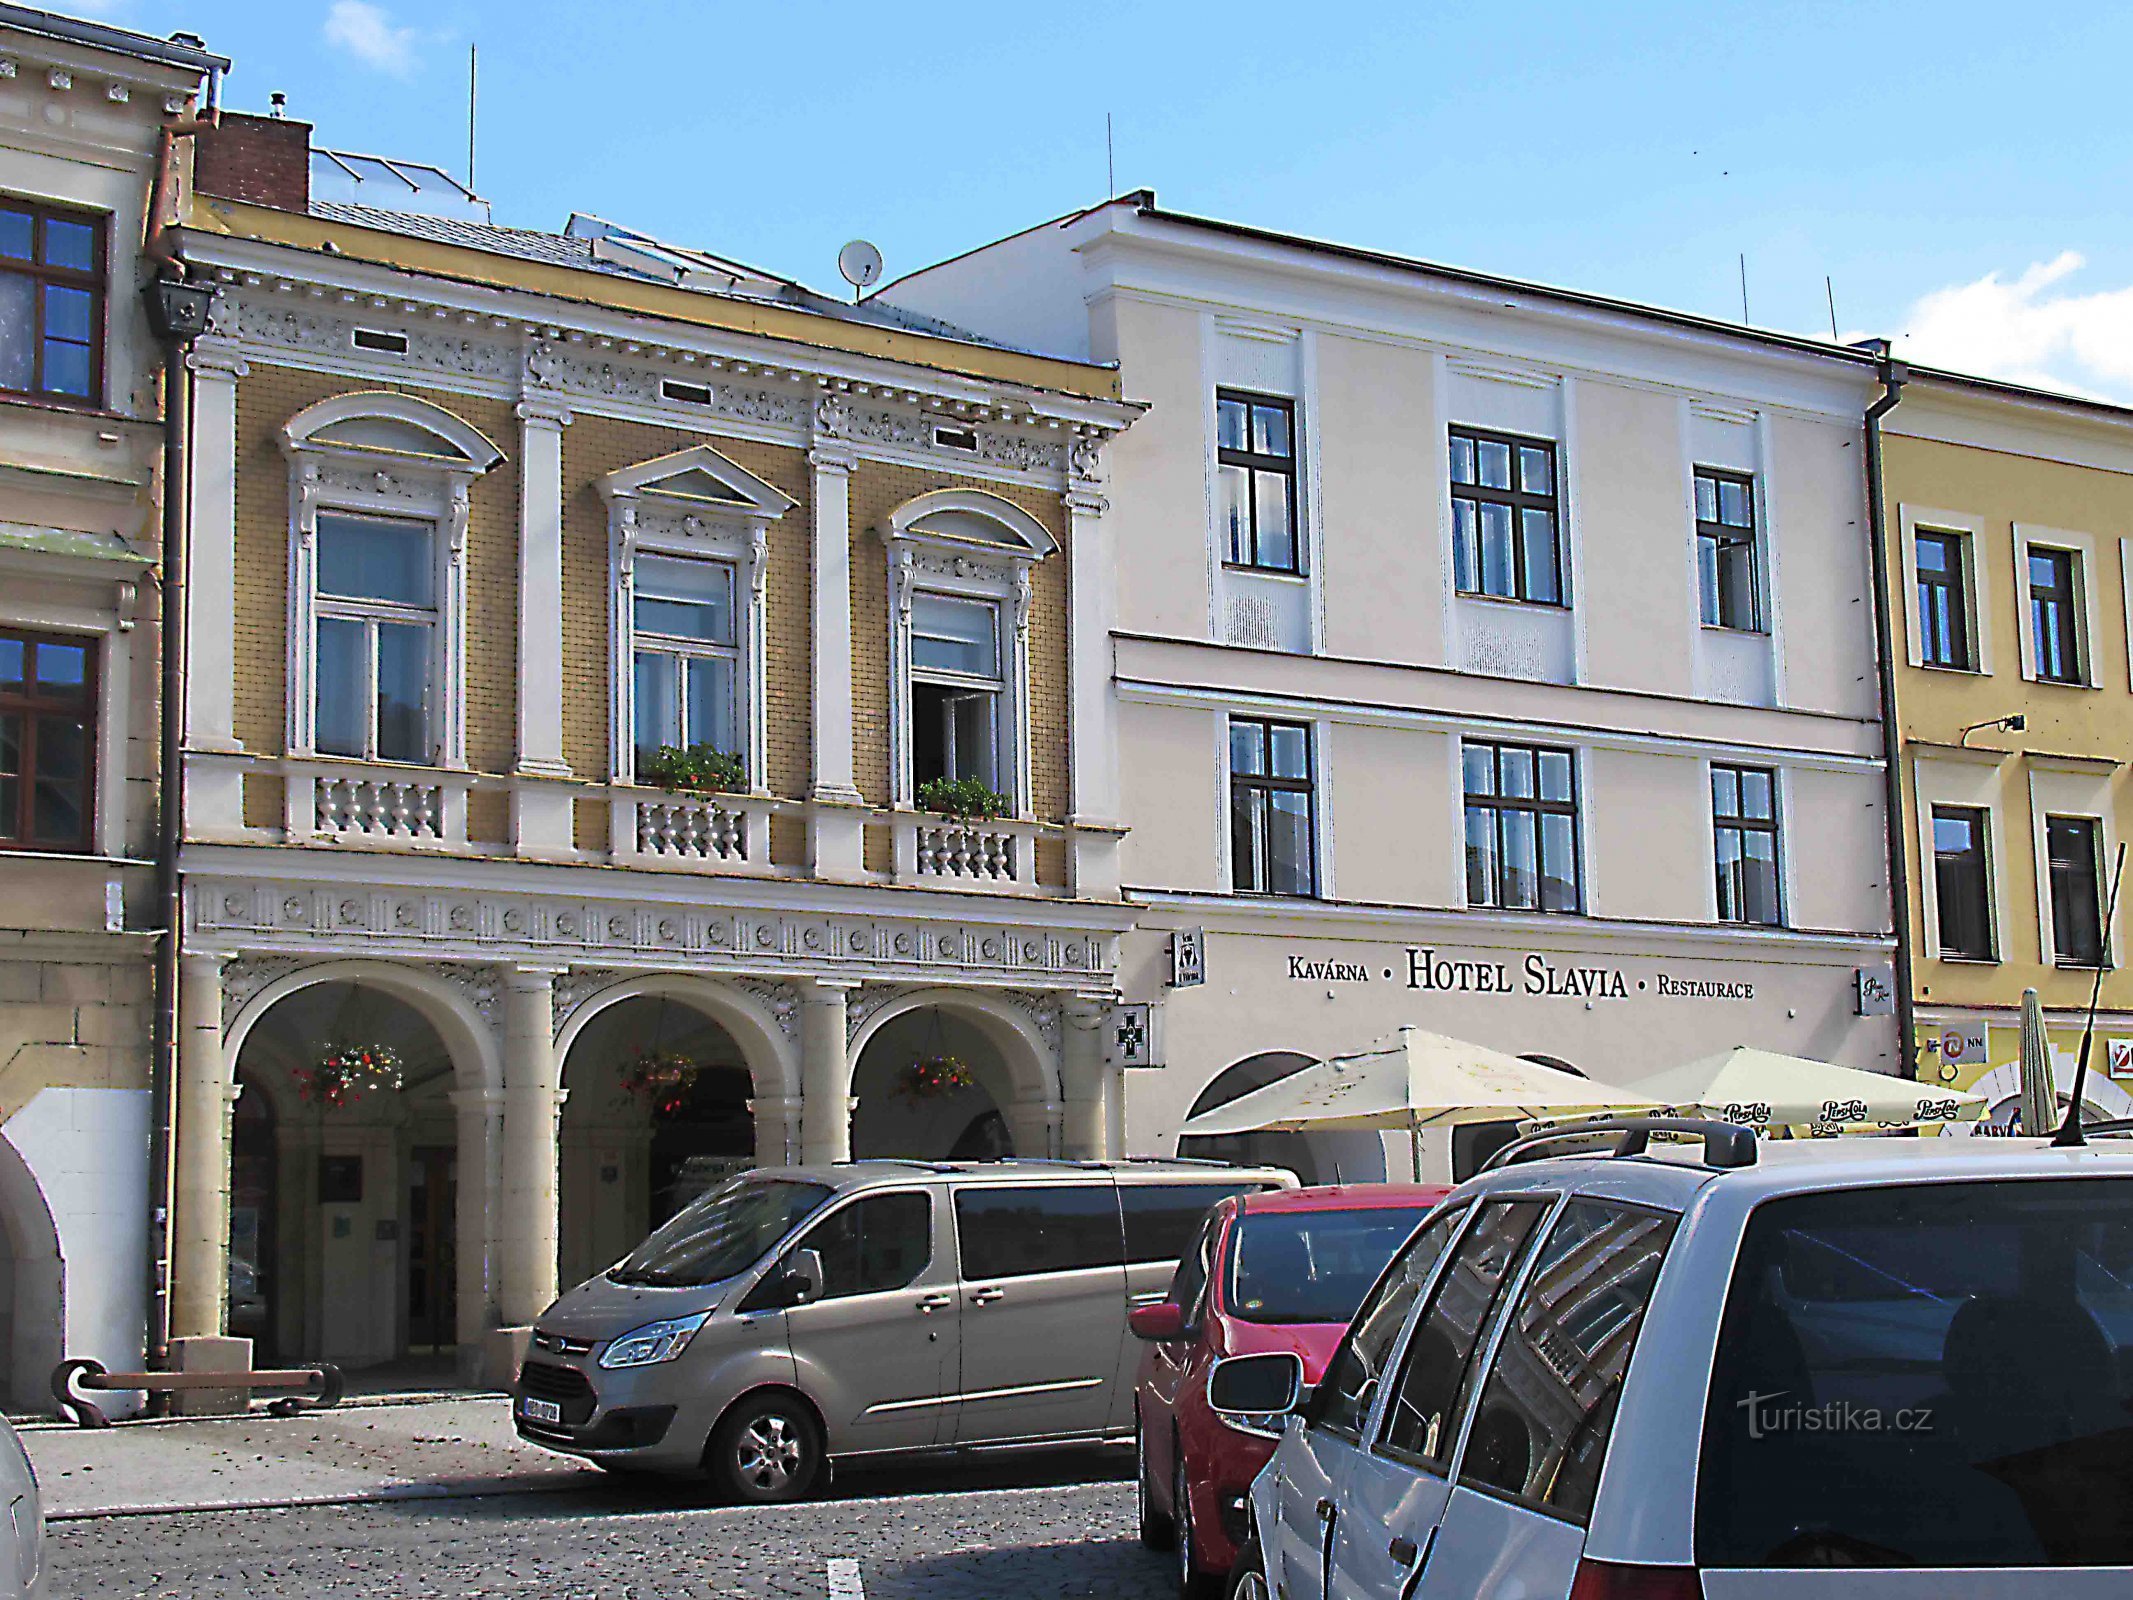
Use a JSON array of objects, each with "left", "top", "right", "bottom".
[{"left": 597, "top": 444, "right": 795, "bottom": 518}]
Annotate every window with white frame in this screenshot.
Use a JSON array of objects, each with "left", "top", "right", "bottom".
[
  {"left": 2028, "top": 545, "right": 2086, "bottom": 685},
  {"left": 280, "top": 393, "right": 499, "bottom": 771},
  {"left": 883, "top": 487, "right": 1057, "bottom": 814},
  {"left": 312, "top": 511, "right": 438, "bottom": 764},
  {"left": 631, "top": 554, "right": 739, "bottom": 764},
  {"left": 909, "top": 591, "right": 1004, "bottom": 791}
]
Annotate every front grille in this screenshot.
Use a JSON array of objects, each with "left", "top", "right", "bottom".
[
  {"left": 517, "top": 1359, "right": 598, "bottom": 1425},
  {"left": 532, "top": 1330, "right": 595, "bottom": 1356}
]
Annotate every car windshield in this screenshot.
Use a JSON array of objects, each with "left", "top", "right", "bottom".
[
  {"left": 1699, "top": 1177, "right": 2133, "bottom": 1569},
  {"left": 1227, "top": 1208, "right": 1434, "bottom": 1325},
  {"left": 608, "top": 1177, "right": 832, "bottom": 1288}
]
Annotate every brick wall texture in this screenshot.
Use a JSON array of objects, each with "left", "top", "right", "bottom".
[{"left": 233, "top": 366, "right": 1073, "bottom": 830}]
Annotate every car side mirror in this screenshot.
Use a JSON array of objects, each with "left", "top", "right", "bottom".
[
  {"left": 752, "top": 1247, "right": 824, "bottom": 1312},
  {"left": 1208, "top": 1351, "right": 1305, "bottom": 1419},
  {"left": 1128, "top": 1302, "right": 1188, "bottom": 1342}
]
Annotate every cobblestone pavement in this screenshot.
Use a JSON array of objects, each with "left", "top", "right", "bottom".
[{"left": 44, "top": 1450, "right": 1171, "bottom": 1599}]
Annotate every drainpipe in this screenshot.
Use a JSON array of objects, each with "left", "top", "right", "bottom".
[
  {"left": 1861, "top": 344, "right": 1916, "bottom": 1076},
  {"left": 142, "top": 273, "right": 216, "bottom": 1377}
]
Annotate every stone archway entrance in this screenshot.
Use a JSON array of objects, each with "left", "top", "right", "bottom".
[
  {"left": 0, "top": 1134, "right": 61, "bottom": 1413},
  {"left": 1177, "top": 1051, "right": 1388, "bottom": 1184},
  {"left": 851, "top": 1006, "right": 1018, "bottom": 1160},
  {"left": 557, "top": 996, "right": 757, "bottom": 1292},
  {"left": 228, "top": 980, "right": 463, "bottom": 1371}
]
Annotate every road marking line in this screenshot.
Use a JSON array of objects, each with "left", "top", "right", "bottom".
[{"left": 828, "top": 1557, "right": 866, "bottom": 1599}]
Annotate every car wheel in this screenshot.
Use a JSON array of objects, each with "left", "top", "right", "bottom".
[
  {"left": 1226, "top": 1532, "right": 1271, "bottom": 1600},
  {"left": 1137, "top": 1411, "right": 1176, "bottom": 1550},
  {"left": 1175, "top": 1445, "right": 1214, "bottom": 1599},
  {"left": 707, "top": 1392, "right": 822, "bottom": 1505}
]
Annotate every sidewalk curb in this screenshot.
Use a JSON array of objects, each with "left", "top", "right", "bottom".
[
  {"left": 45, "top": 1471, "right": 594, "bottom": 1522},
  {"left": 14, "top": 1390, "right": 509, "bottom": 1434}
]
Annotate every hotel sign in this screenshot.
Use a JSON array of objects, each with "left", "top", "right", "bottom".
[{"left": 1283, "top": 945, "right": 1757, "bottom": 1003}]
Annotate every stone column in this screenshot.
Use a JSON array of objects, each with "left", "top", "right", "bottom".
[
  {"left": 1060, "top": 994, "right": 1112, "bottom": 1160},
  {"left": 182, "top": 341, "right": 248, "bottom": 836},
  {"left": 799, "top": 981, "right": 857, "bottom": 1165},
  {"left": 749, "top": 1094, "right": 804, "bottom": 1167},
  {"left": 1004, "top": 1101, "right": 1063, "bottom": 1161},
  {"left": 807, "top": 421, "right": 867, "bottom": 878},
  {"left": 450, "top": 1087, "right": 503, "bottom": 1377},
  {"left": 170, "top": 952, "right": 232, "bottom": 1340},
  {"left": 497, "top": 969, "right": 562, "bottom": 1329},
  {"left": 512, "top": 393, "right": 574, "bottom": 857},
  {"left": 1065, "top": 464, "right": 1124, "bottom": 898}
]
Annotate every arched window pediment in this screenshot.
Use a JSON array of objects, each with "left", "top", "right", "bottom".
[
  {"left": 280, "top": 392, "right": 504, "bottom": 473},
  {"left": 883, "top": 488, "right": 1057, "bottom": 562},
  {"left": 597, "top": 444, "right": 795, "bottom": 521}
]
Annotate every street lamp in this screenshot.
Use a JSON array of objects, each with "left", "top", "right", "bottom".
[{"left": 1958, "top": 712, "right": 2026, "bottom": 747}]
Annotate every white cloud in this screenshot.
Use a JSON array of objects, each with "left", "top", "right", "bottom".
[
  {"left": 323, "top": 0, "right": 418, "bottom": 77},
  {"left": 1886, "top": 252, "right": 2133, "bottom": 402}
]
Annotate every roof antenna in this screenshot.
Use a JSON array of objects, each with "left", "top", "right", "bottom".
[
  {"left": 1106, "top": 111, "right": 1115, "bottom": 198},
  {"left": 466, "top": 43, "right": 478, "bottom": 194},
  {"left": 1825, "top": 276, "right": 1840, "bottom": 342},
  {"left": 1738, "top": 253, "right": 1749, "bottom": 325},
  {"left": 2053, "top": 841, "right": 2128, "bottom": 1147}
]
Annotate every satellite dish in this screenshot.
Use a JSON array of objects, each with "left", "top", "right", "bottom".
[{"left": 837, "top": 239, "right": 884, "bottom": 296}]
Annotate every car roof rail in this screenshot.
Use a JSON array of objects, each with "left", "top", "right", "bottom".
[{"left": 1481, "top": 1115, "right": 1759, "bottom": 1174}]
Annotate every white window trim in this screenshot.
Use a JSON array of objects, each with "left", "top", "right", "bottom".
[
  {"left": 1898, "top": 504, "right": 1992, "bottom": 674},
  {"left": 599, "top": 443, "right": 794, "bottom": 790},
  {"left": 2028, "top": 765, "right": 2119, "bottom": 969},
  {"left": 1913, "top": 755, "right": 2010, "bottom": 965},
  {"left": 280, "top": 392, "right": 503, "bottom": 768},
  {"left": 2120, "top": 536, "right": 2133, "bottom": 693},
  {"left": 2013, "top": 522, "right": 2101, "bottom": 688},
  {"left": 883, "top": 488, "right": 1055, "bottom": 815},
  {"left": 1702, "top": 759, "right": 1788, "bottom": 930}
]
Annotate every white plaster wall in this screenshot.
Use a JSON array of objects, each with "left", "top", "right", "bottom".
[
  {"left": 1328, "top": 723, "right": 1457, "bottom": 908},
  {"left": 1768, "top": 413, "right": 1876, "bottom": 718},
  {"left": 1574, "top": 380, "right": 1695, "bottom": 696},
  {"left": 1105, "top": 297, "right": 1216, "bottom": 640},
  {"left": 6, "top": 1087, "right": 150, "bottom": 1416},
  {"left": 1583, "top": 747, "right": 1710, "bottom": 922},
  {"left": 1118, "top": 701, "right": 1223, "bottom": 892},
  {"left": 1316, "top": 333, "right": 1443, "bottom": 668},
  {"left": 1787, "top": 766, "right": 1891, "bottom": 932}
]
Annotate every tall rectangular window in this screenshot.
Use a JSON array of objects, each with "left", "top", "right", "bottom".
[
  {"left": 1229, "top": 717, "right": 1315, "bottom": 896},
  {"left": 312, "top": 511, "right": 436, "bottom": 764},
  {"left": 2029, "top": 546, "right": 2084, "bottom": 684},
  {"left": 1451, "top": 427, "right": 1562, "bottom": 605},
  {"left": 2047, "top": 815, "right": 2106, "bottom": 968},
  {"left": 632, "top": 554, "right": 739, "bottom": 767},
  {"left": 910, "top": 592, "right": 1003, "bottom": 792},
  {"left": 1932, "top": 806, "right": 1994, "bottom": 961},
  {"left": 1914, "top": 529, "right": 1973, "bottom": 669},
  {"left": 1695, "top": 468, "right": 1760, "bottom": 631},
  {"left": 0, "top": 629, "right": 96, "bottom": 852},
  {"left": 1216, "top": 391, "right": 1299, "bottom": 574},
  {"left": 1463, "top": 741, "right": 1580, "bottom": 912},
  {"left": 0, "top": 199, "right": 103, "bottom": 405},
  {"left": 1712, "top": 764, "right": 1782, "bottom": 925}
]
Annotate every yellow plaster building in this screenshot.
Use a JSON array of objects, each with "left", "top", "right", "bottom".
[{"left": 1884, "top": 371, "right": 2133, "bottom": 1124}]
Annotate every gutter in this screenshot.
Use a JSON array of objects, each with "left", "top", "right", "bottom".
[{"left": 1860, "top": 345, "right": 1917, "bottom": 1075}]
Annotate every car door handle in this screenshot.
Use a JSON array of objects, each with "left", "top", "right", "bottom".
[
  {"left": 917, "top": 1293, "right": 953, "bottom": 1313},
  {"left": 1389, "top": 1537, "right": 1417, "bottom": 1565},
  {"left": 970, "top": 1287, "right": 1006, "bottom": 1305},
  {"left": 1316, "top": 1497, "right": 1337, "bottom": 1523}
]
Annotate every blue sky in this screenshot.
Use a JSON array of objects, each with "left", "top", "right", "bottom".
[{"left": 82, "top": 0, "right": 2133, "bottom": 398}]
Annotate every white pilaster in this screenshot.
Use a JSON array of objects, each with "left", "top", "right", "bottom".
[
  {"left": 183, "top": 342, "right": 247, "bottom": 837},
  {"left": 1060, "top": 993, "right": 1112, "bottom": 1159},
  {"left": 498, "top": 967, "right": 563, "bottom": 1327},
  {"left": 809, "top": 413, "right": 866, "bottom": 878},
  {"left": 799, "top": 980, "right": 857, "bottom": 1164},
  {"left": 1066, "top": 456, "right": 1124, "bottom": 898},
  {"left": 170, "top": 951, "right": 231, "bottom": 1339},
  {"left": 513, "top": 393, "right": 575, "bottom": 859},
  {"left": 449, "top": 1086, "right": 503, "bottom": 1359}
]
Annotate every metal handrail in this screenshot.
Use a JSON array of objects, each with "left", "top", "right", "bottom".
[
  {"left": 52, "top": 1357, "right": 343, "bottom": 1428},
  {"left": 1481, "top": 1115, "right": 1760, "bottom": 1173}
]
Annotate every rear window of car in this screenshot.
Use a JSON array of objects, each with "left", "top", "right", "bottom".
[
  {"left": 1698, "top": 1177, "right": 2133, "bottom": 1569},
  {"left": 954, "top": 1184, "right": 1124, "bottom": 1280},
  {"left": 1227, "top": 1207, "right": 1435, "bottom": 1325},
  {"left": 1120, "top": 1182, "right": 1261, "bottom": 1264}
]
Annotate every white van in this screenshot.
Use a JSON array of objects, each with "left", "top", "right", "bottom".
[{"left": 1212, "top": 1120, "right": 2133, "bottom": 1598}]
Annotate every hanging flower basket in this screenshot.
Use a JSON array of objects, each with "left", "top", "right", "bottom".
[
  {"left": 620, "top": 1048, "right": 703, "bottom": 1116},
  {"left": 895, "top": 1055, "right": 976, "bottom": 1104},
  {"left": 295, "top": 1042, "right": 405, "bottom": 1110}
]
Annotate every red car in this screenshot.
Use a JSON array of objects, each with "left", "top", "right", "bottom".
[{"left": 1129, "top": 1183, "right": 1450, "bottom": 1596}]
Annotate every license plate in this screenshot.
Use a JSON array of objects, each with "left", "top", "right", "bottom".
[{"left": 519, "top": 1397, "right": 562, "bottom": 1426}]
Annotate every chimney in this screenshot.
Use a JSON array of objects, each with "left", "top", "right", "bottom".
[{"left": 194, "top": 110, "right": 312, "bottom": 213}]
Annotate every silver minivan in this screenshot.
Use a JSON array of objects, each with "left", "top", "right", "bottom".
[{"left": 514, "top": 1158, "right": 1293, "bottom": 1500}]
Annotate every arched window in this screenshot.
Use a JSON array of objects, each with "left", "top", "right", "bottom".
[{"left": 279, "top": 393, "right": 503, "bottom": 769}]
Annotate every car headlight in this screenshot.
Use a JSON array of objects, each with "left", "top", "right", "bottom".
[
  {"left": 598, "top": 1313, "right": 709, "bottom": 1369},
  {"left": 1217, "top": 1410, "right": 1288, "bottom": 1440}
]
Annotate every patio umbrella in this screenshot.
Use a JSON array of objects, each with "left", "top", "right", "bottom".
[
  {"left": 2018, "top": 989, "right": 2055, "bottom": 1137},
  {"left": 1175, "top": 1025, "right": 1660, "bottom": 1181},
  {"left": 1628, "top": 1045, "right": 1987, "bottom": 1133}
]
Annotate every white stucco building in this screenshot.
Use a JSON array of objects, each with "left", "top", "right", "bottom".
[{"left": 884, "top": 194, "right": 1900, "bottom": 1180}]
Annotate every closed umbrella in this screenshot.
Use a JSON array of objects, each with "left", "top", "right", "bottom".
[
  {"left": 1176, "top": 1025, "right": 1659, "bottom": 1181},
  {"left": 1629, "top": 1045, "right": 1987, "bottom": 1133},
  {"left": 2018, "top": 989, "right": 2055, "bottom": 1137}
]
